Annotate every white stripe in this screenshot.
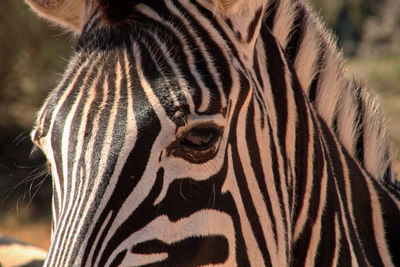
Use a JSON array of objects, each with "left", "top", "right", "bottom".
[
  {"left": 92, "top": 42, "right": 175, "bottom": 265},
  {"left": 236, "top": 83, "right": 279, "bottom": 265},
  {"left": 54, "top": 55, "right": 102, "bottom": 266},
  {"left": 112, "top": 210, "right": 236, "bottom": 266},
  {"left": 44, "top": 55, "right": 95, "bottom": 267},
  {"left": 332, "top": 212, "right": 341, "bottom": 267},
  {"left": 293, "top": 6, "right": 319, "bottom": 95},
  {"left": 168, "top": 0, "right": 228, "bottom": 110},
  {"left": 138, "top": 4, "right": 211, "bottom": 113},
  {"left": 272, "top": 0, "right": 296, "bottom": 48},
  {"left": 293, "top": 110, "right": 314, "bottom": 240},
  {"left": 362, "top": 170, "right": 395, "bottom": 267},
  {"left": 222, "top": 145, "right": 264, "bottom": 266},
  {"left": 61, "top": 57, "right": 104, "bottom": 263},
  {"left": 304, "top": 146, "right": 328, "bottom": 266},
  {"left": 83, "top": 48, "right": 138, "bottom": 264}
]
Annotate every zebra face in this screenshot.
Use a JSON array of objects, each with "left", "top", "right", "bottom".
[
  {"left": 30, "top": 1, "right": 269, "bottom": 265},
  {"left": 27, "top": 0, "right": 400, "bottom": 266}
]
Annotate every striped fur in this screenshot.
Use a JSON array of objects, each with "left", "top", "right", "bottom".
[
  {"left": 264, "top": 0, "right": 394, "bottom": 182},
  {"left": 27, "top": 0, "right": 400, "bottom": 266}
]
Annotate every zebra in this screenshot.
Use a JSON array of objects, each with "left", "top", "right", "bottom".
[{"left": 23, "top": 0, "right": 400, "bottom": 265}]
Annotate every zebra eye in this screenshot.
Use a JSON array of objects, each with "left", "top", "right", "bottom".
[
  {"left": 181, "top": 128, "right": 218, "bottom": 150},
  {"left": 170, "top": 126, "right": 221, "bottom": 163}
]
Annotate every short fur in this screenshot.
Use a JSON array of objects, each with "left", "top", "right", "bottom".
[
  {"left": 25, "top": 0, "right": 395, "bottom": 183},
  {"left": 25, "top": 0, "right": 86, "bottom": 30},
  {"left": 25, "top": 0, "right": 400, "bottom": 266}
]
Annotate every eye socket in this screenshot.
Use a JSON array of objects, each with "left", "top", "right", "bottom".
[{"left": 169, "top": 126, "right": 222, "bottom": 163}]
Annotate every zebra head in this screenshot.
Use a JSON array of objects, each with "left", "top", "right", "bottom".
[
  {"left": 29, "top": 0, "right": 292, "bottom": 265},
  {"left": 27, "top": 0, "right": 400, "bottom": 266}
]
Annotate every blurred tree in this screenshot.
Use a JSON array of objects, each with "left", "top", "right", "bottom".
[
  {"left": 309, "top": 0, "right": 384, "bottom": 55},
  {"left": 358, "top": 0, "right": 400, "bottom": 58}
]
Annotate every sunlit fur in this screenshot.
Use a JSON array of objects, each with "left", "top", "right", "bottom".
[
  {"left": 28, "top": 0, "right": 400, "bottom": 266},
  {"left": 25, "top": 0, "right": 86, "bottom": 30},
  {"left": 0, "top": 234, "right": 46, "bottom": 267}
]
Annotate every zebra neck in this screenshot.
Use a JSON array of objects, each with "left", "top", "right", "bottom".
[{"left": 262, "top": 0, "right": 393, "bottom": 182}]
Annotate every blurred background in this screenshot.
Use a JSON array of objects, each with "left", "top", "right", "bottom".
[{"left": 0, "top": 0, "right": 399, "bottom": 250}]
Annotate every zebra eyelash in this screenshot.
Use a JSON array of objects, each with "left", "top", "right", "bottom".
[{"left": 167, "top": 124, "right": 223, "bottom": 163}]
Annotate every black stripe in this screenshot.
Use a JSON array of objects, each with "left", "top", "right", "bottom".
[
  {"left": 69, "top": 51, "right": 130, "bottom": 262},
  {"left": 261, "top": 28, "right": 290, "bottom": 233},
  {"left": 189, "top": 0, "right": 247, "bottom": 73},
  {"left": 49, "top": 57, "right": 93, "bottom": 212},
  {"left": 171, "top": 0, "right": 232, "bottom": 113},
  {"left": 100, "top": 167, "right": 163, "bottom": 265},
  {"left": 131, "top": 236, "right": 229, "bottom": 266},
  {"left": 229, "top": 73, "right": 271, "bottom": 266},
  {"left": 47, "top": 57, "right": 99, "bottom": 262},
  {"left": 337, "top": 216, "right": 352, "bottom": 266},
  {"left": 264, "top": 0, "right": 279, "bottom": 29},
  {"left": 252, "top": 49, "right": 266, "bottom": 129},
  {"left": 253, "top": 48, "right": 264, "bottom": 90},
  {"left": 261, "top": 26, "right": 288, "bottom": 166},
  {"left": 154, "top": 156, "right": 248, "bottom": 265},
  {"left": 248, "top": 52, "right": 267, "bottom": 130},
  {"left": 136, "top": 37, "right": 187, "bottom": 122},
  {"left": 247, "top": 8, "right": 263, "bottom": 43},
  {"left": 292, "top": 118, "right": 323, "bottom": 265},
  {"left": 133, "top": 11, "right": 205, "bottom": 113},
  {"left": 133, "top": 33, "right": 191, "bottom": 121},
  {"left": 35, "top": 54, "right": 88, "bottom": 141},
  {"left": 87, "top": 44, "right": 162, "bottom": 265},
  {"left": 284, "top": 3, "right": 306, "bottom": 63},
  {"left": 319, "top": 118, "right": 374, "bottom": 266},
  {"left": 308, "top": 40, "right": 326, "bottom": 103},
  {"left": 131, "top": 0, "right": 228, "bottom": 114},
  {"left": 225, "top": 18, "right": 234, "bottom": 31},
  {"left": 55, "top": 57, "right": 103, "bottom": 260},
  {"left": 344, "top": 151, "right": 388, "bottom": 266},
  {"left": 110, "top": 249, "right": 127, "bottom": 267},
  {"left": 314, "top": 165, "right": 339, "bottom": 267},
  {"left": 246, "top": 97, "right": 277, "bottom": 254},
  {"left": 371, "top": 176, "right": 400, "bottom": 266},
  {"left": 289, "top": 60, "right": 310, "bottom": 226},
  {"left": 354, "top": 84, "right": 365, "bottom": 165}
]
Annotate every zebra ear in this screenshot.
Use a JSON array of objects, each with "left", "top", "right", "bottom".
[{"left": 25, "top": 0, "right": 87, "bottom": 31}]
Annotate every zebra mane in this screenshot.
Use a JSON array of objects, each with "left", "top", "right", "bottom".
[{"left": 264, "top": 0, "right": 395, "bottom": 183}]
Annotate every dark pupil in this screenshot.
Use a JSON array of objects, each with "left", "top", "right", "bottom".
[{"left": 182, "top": 129, "right": 214, "bottom": 149}]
